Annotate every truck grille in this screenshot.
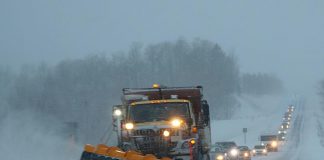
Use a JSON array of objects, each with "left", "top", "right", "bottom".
[
  {"left": 131, "top": 129, "right": 178, "bottom": 156},
  {"left": 133, "top": 129, "right": 177, "bottom": 136}
]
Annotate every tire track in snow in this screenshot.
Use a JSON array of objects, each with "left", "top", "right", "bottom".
[{"left": 278, "top": 101, "right": 305, "bottom": 160}]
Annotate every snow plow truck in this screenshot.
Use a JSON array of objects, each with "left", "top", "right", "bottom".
[{"left": 81, "top": 84, "right": 211, "bottom": 160}]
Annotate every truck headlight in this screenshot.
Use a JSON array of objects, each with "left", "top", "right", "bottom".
[
  {"left": 125, "top": 123, "right": 134, "bottom": 130},
  {"left": 216, "top": 155, "right": 224, "bottom": 160},
  {"left": 271, "top": 141, "right": 277, "bottom": 147},
  {"left": 163, "top": 130, "right": 170, "bottom": 137},
  {"left": 230, "top": 149, "right": 238, "bottom": 156},
  {"left": 171, "top": 119, "right": 181, "bottom": 127}
]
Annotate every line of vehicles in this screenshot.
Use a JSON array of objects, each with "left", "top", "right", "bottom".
[{"left": 210, "top": 105, "right": 295, "bottom": 160}]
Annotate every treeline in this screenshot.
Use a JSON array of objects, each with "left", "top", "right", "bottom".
[
  {"left": 241, "top": 73, "right": 284, "bottom": 95},
  {"left": 0, "top": 39, "right": 283, "bottom": 144},
  {"left": 319, "top": 80, "right": 324, "bottom": 108},
  {"left": 0, "top": 67, "right": 13, "bottom": 118}
]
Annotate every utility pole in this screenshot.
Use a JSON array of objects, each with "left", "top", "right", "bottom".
[{"left": 243, "top": 128, "right": 247, "bottom": 144}]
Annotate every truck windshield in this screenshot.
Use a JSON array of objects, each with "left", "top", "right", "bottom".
[{"left": 129, "top": 102, "right": 190, "bottom": 123}]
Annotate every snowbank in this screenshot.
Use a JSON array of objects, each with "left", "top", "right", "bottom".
[{"left": 0, "top": 110, "right": 82, "bottom": 160}]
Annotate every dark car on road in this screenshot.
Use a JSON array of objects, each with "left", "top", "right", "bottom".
[
  {"left": 288, "top": 105, "right": 294, "bottom": 113},
  {"left": 281, "top": 122, "right": 289, "bottom": 130},
  {"left": 278, "top": 133, "right": 286, "bottom": 141},
  {"left": 215, "top": 142, "right": 239, "bottom": 160},
  {"left": 284, "top": 112, "right": 292, "bottom": 118},
  {"left": 237, "top": 146, "right": 251, "bottom": 160},
  {"left": 211, "top": 145, "right": 227, "bottom": 160},
  {"left": 252, "top": 145, "right": 267, "bottom": 156},
  {"left": 278, "top": 128, "right": 287, "bottom": 134}
]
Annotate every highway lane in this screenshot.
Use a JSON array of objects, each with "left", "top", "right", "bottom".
[
  {"left": 253, "top": 97, "right": 324, "bottom": 160},
  {"left": 253, "top": 98, "right": 305, "bottom": 160}
]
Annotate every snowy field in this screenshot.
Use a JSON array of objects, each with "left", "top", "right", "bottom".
[
  {"left": 211, "top": 94, "right": 287, "bottom": 147},
  {"left": 0, "top": 111, "right": 82, "bottom": 160}
]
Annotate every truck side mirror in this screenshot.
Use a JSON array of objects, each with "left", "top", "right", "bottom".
[{"left": 202, "top": 100, "right": 210, "bottom": 126}]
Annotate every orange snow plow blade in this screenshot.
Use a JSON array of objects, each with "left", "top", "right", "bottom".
[{"left": 80, "top": 144, "right": 172, "bottom": 160}]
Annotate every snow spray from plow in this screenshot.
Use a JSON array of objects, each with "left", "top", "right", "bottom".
[{"left": 80, "top": 144, "right": 172, "bottom": 160}]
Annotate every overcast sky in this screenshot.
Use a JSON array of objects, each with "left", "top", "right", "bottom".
[{"left": 1, "top": 0, "right": 324, "bottom": 92}]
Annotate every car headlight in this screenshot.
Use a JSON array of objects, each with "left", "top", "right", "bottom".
[
  {"left": 244, "top": 152, "right": 249, "bottom": 157},
  {"left": 171, "top": 119, "right": 182, "bottom": 127},
  {"left": 271, "top": 141, "right": 278, "bottom": 147},
  {"left": 216, "top": 155, "right": 224, "bottom": 160},
  {"left": 163, "top": 130, "right": 170, "bottom": 137},
  {"left": 278, "top": 131, "right": 281, "bottom": 134},
  {"left": 262, "top": 149, "right": 267, "bottom": 153},
  {"left": 252, "top": 150, "right": 256, "bottom": 153},
  {"left": 230, "top": 149, "right": 238, "bottom": 156},
  {"left": 125, "top": 123, "right": 134, "bottom": 130}
]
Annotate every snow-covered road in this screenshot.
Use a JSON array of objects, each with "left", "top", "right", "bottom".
[
  {"left": 271, "top": 98, "right": 324, "bottom": 160},
  {"left": 253, "top": 100, "right": 305, "bottom": 160}
]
